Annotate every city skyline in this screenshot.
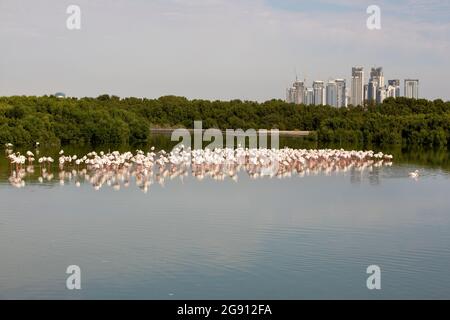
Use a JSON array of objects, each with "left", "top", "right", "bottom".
[
  {"left": 0, "top": 0, "right": 449, "bottom": 101},
  {"left": 286, "top": 65, "right": 417, "bottom": 107}
]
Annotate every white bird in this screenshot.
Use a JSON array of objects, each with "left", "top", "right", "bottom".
[
  {"left": 409, "top": 170, "right": 419, "bottom": 179},
  {"left": 6, "top": 147, "right": 395, "bottom": 190}
]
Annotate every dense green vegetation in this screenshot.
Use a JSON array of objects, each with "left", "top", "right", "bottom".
[{"left": 0, "top": 95, "right": 449, "bottom": 148}]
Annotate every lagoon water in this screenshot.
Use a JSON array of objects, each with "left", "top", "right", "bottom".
[{"left": 1, "top": 140, "right": 450, "bottom": 299}]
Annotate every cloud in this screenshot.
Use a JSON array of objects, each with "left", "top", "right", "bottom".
[{"left": 0, "top": 0, "right": 448, "bottom": 100}]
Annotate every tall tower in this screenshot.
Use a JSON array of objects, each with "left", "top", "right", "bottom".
[
  {"left": 286, "top": 78, "right": 305, "bottom": 104},
  {"left": 326, "top": 80, "right": 338, "bottom": 107},
  {"left": 304, "top": 88, "right": 314, "bottom": 105},
  {"left": 293, "top": 79, "right": 305, "bottom": 104},
  {"left": 404, "top": 79, "right": 419, "bottom": 99},
  {"left": 369, "top": 67, "right": 385, "bottom": 103},
  {"left": 351, "top": 67, "right": 364, "bottom": 106},
  {"left": 367, "top": 79, "right": 377, "bottom": 102},
  {"left": 363, "top": 84, "right": 369, "bottom": 103},
  {"left": 286, "top": 87, "right": 296, "bottom": 103},
  {"left": 370, "top": 67, "right": 384, "bottom": 87},
  {"left": 335, "top": 79, "right": 346, "bottom": 108},
  {"left": 376, "top": 87, "right": 387, "bottom": 104},
  {"left": 388, "top": 79, "right": 401, "bottom": 97},
  {"left": 312, "top": 81, "right": 325, "bottom": 105}
]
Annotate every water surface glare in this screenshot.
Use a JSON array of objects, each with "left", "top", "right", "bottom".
[{"left": 1, "top": 148, "right": 450, "bottom": 299}]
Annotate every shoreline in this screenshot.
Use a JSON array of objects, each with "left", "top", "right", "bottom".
[{"left": 150, "top": 128, "right": 312, "bottom": 137}]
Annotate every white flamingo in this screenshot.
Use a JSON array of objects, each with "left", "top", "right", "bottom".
[
  {"left": 5, "top": 147, "right": 395, "bottom": 191},
  {"left": 409, "top": 170, "right": 420, "bottom": 179}
]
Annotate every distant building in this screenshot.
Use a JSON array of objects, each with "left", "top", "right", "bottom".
[
  {"left": 367, "top": 79, "right": 377, "bottom": 102},
  {"left": 293, "top": 80, "right": 305, "bottom": 104},
  {"left": 286, "top": 87, "right": 296, "bottom": 104},
  {"left": 363, "top": 84, "right": 369, "bottom": 103},
  {"left": 376, "top": 87, "right": 387, "bottom": 104},
  {"left": 368, "top": 67, "right": 386, "bottom": 103},
  {"left": 346, "top": 87, "right": 352, "bottom": 106},
  {"left": 55, "top": 92, "right": 66, "bottom": 98},
  {"left": 285, "top": 68, "right": 411, "bottom": 106},
  {"left": 326, "top": 81, "right": 338, "bottom": 107},
  {"left": 335, "top": 79, "right": 346, "bottom": 107},
  {"left": 305, "top": 88, "right": 314, "bottom": 105},
  {"left": 351, "top": 67, "right": 364, "bottom": 106},
  {"left": 286, "top": 79, "right": 305, "bottom": 104},
  {"left": 370, "top": 67, "right": 384, "bottom": 88},
  {"left": 386, "top": 85, "right": 397, "bottom": 98},
  {"left": 312, "top": 81, "right": 325, "bottom": 106},
  {"left": 404, "top": 79, "right": 419, "bottom": 99},
  {"left": 388, "top": 80, "right": 401, "bottom": 97}
]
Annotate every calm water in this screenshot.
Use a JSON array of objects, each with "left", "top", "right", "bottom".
[{"left": 1, "top": 139, "right": 450, "bottom": 299}]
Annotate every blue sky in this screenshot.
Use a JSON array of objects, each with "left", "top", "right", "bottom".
[
  {"left": 267, "top": 0, "right": 450, "bottom": 22},
  {"left": 0, "top": 0, "right": 449, "bottom": 100},
  {"left": 265, "top": 0, "right": 359, "bottom": 13}
]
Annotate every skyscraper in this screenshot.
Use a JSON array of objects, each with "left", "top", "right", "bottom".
[
  {"left": 312, "top": 81, "right": 325, "bottom": 105},
  {"left": 335, "top": 79, "right": 346, "bottom": 108},
  {"left": 367, "top": 79, "right": 377, "bottom": 102},
  {"left": 376, "top": 87, "right": 387, "bottom": 104},
  {"left": 370, "top": 67, "right": 384, "bottom": 88},
  {"left": 286, "top": 87, "right": 296, "bottom": 103},
  {"left": 305, "top": 88, "right": 314, "bottom": 105},
  {"left": 386, "top": 85, "right": 397, "bottom": 98},
  {"left": 351, "top": 67, "right": 364, "bottom": 106},
  {"left": 404, "top": 79, "right": 419, "bottom": 99},
  {"left": 369, "top": 67, "right": 386, "bottom": 103},
  {"left": 363, "top": 84, "right": 368, "bottom": 103},
  {"left": 388, "top": 79, "right": 400, "bottom": 97},
  {"left": 326, "top": 80, "right": 338, "bottom": 107},
  {"left": 346, "top": 87, "right": 352, "bottom": 107},
  {"left": 286, "top": 79, "right": 305, "bottom": 104}
]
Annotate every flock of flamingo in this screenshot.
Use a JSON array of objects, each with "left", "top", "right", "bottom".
[{"left": 1, "top": 142, "right": 410, "bottom": 191}]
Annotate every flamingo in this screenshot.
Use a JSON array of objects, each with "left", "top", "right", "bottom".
[
  {"left": 409, "top": 170, "right": 420, "bottom": 179},
  {"left": 5, "top": 147, "right": 395, "bottom": 190}
]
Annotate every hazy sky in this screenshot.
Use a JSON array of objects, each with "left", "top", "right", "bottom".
[{"left": 0, "top": 0, "right": 449, "bottom": 101}]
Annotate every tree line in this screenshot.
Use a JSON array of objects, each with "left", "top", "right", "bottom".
[{"left": 0, "top": 95, "right": 449, "bottom": 148}]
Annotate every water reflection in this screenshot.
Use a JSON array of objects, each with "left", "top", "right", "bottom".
[
  {"left": 2, "top": 144, "right": 450, "bottom": 299},
  {"left": 6, "top": 148, "right": 393, "bottom": 191}
]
